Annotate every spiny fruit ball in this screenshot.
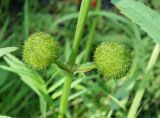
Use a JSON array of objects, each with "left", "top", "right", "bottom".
[
  {"left": 23, "top": 32, "right": 59, "bottom": 70},
  {"left": 94, "top": 42, "right": 132, "bottom": 79}
]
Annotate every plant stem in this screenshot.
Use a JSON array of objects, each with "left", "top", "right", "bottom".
[
  {"left": 127, "top": 44, "right": 160, "bottom": 118},
  {"left": 24, "top": 0, "right": 29, "bottom": 38},
  {"left": 84, "top": 0, "right": 101, "bottom": 61},
  {"left": 58, "top": 0, "right": 91, "bottom": 118},
  {"left": 75, "top": 62, "right": 96, "bottom": 73},
  {"left": 55, "top": 60, "right": 96, "bottom": 73},
  {"left": 55, "top": 60, "right": 71, "bottom": 72},
  {"left": 58, "top": 73, "right": 73, "bottom": 118},
  {"left": 40, "top": 97, "right": 46, "bottom": 118},
  {"left": 68, "top": 0, "right": 92, "bottom": 65}
]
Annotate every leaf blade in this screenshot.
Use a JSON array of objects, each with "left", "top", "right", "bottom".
[
  {"left": 115, "top": 0, "right": 160, "bottom": 43},
  {"left": 0, "top": 47, "right": 17, "bottom": 57}
]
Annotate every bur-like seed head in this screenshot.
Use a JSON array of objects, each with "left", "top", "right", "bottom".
[
  {"left": 94, "top": 42, "right": 132, "bottom": 79},
  {"left": 23, "top": 32, "right": 59, "bottom": 70}
]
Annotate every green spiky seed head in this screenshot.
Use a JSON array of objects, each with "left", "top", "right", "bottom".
[
  {"left": 94, "top": 42, "right": 132, "bottom": 79},
  {"left": 23, "top": 32, "right": 59, "bottom": 70}
]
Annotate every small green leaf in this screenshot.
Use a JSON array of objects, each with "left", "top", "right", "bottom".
[{"left": 115, "top": 0, "right": 160, "bottom": 44}]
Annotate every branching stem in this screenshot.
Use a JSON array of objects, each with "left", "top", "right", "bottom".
[{"left": 58, "top": 0, "right": 91, "bottom": 118}]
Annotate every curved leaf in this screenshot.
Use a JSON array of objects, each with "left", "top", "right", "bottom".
[{"left": 115, "top": 0, "right": 160, "bottom": 44}]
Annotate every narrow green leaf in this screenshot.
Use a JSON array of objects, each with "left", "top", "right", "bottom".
[
  {"left": 0, "top": 47, "right": 17, "bottom": 57},
  {"left": 24, "top": 0, "right": 29, "bottom": 37},
  {"left": 0, "top": 18, "right": 9, "bottom": 40},
  {"left": 0, "top": 115, "right": 12, "bottom": 118},
  {"left": 108, "top": 94, "right": 126, "bottom": 111},
  {"left": 115, "top": 0, "right": 160, "bottom": 43},
  {"left": 48, "top": 78, "right": 65, "bottom": 93},
  {"left": 0, "top": 54, "right": 53, "bottom": 108}
]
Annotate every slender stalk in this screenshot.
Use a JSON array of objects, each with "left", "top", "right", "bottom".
[
  {"left": 75, "top": 62, "right": 96, "bottom": 73},
  {"left": 68, "top": 0, "right": 92, "bottom": 65},
  {"left": 55, "top": 60, "right": 96, "bottom": 73},
  {"left": 40, "top": 97, "right": 46, "bottom": 118},
  {"left": 58, "top": 0, "right": 91, "bottom": 118},
  {"left": 24, "top": 0, "right": 29, "bottom": 38},
  {"left": 84, "top": 0, "right": 101, "bottom": 61},
  {"left": 58, "top": 73, "right": 73, "bottom": 118},
  {"left": 55, "top": 60, "right": 71, "bottom": 72},
  {"left": 127, "top": 44, "right": 160, "bottom": 118}
]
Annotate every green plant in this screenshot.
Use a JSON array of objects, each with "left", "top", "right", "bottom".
[
  {"left": 1, "top": 0, "right": 160, "bottom": 117},
  {"left": 112, "top": 0, "right": 160, "bottom": 117},
  {"left": 21, "top": 2, "right": 132, "bottom": 117}
]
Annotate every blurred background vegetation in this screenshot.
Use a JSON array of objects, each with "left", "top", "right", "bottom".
[{"left": 0, "top": 0, "right": 160, "bottom": 118}]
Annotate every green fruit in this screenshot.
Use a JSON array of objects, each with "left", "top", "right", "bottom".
[
  {"left": 23, "top": 32, "right": 59, "bottom": 70},
  {"left": 94, "top": 42, "right": 132, "bottom": 79}
]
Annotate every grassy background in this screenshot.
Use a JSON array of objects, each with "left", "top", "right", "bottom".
[{"left": 0, "top": 0, "right": 160, "bottom": 117}]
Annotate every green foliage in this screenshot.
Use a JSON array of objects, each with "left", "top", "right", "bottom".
[
  {"left": 0, "top": 47, "right": 17, "bottom": 57},
  {"left": 23, "top": 32, "right": 59, "bottom": 70},
  {"left": 94, "top": 42, "right": 132, "bottom": 79},
  {"left": 0, "top": 0, "right": 160, "bottom": 117},
  {"left": 115, "top": 0, "right": 160, "bottom": 44},
  {"left": 0, "top": 54, "right": 53, "bottom": 106}
]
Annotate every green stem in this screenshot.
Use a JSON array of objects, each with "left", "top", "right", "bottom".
[
  {"left": 40, "top": 97, "right": 46, "bottom": 118},
  {"left": 55, "top": 60, "right": 96, "bottom": 73},
  {"left": 58, "top": 0, "right": 91, "bottom": 117},
  {"left": 68, "top": 0, "right": 92, "bottom": 65},
  {"left": 24, "top": 0, "right": 29, "bottom": 38},
  {"left": 58, "top": 73, "right": 73, "bottom": 118},
  {"left": 84, "top": 0, "right": 101, "bottom": 61},
  {"left": 75, "top": 62, "right": 96, "bottom": 73},
  {"left": 55, "top": 60, "right": 71, "bottom": 72},
  {"left": 127, "top": 44, "right": 160, "bottom": 118}
]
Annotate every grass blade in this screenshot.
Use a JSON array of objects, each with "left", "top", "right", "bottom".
[
  {"left": 0, "top": 54, "right": 53, "bottom": 109},
  {"left": 0, "top": 47, "right": 17, "bottom": 57}
]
